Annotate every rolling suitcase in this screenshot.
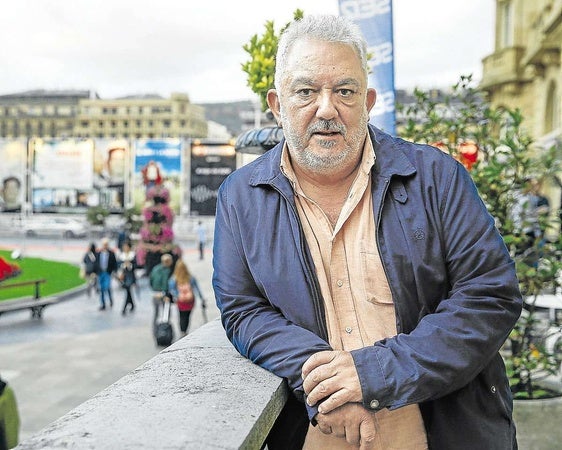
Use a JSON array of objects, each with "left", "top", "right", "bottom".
[{"left": 154, "top": 301, "right": 173, "bottom": 347}]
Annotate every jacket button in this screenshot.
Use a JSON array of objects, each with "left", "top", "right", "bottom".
[
  {"left": 369, "top": 399, "right": 380, "bottom": 409},
  {"left": 337, "top": 280, "right": 343, "bottom": 287},
  {"left": 490, "top": 385, "right": 497, "bottom": 394}
]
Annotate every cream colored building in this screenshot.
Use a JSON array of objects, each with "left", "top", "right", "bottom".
[
  {"left": 480, "top": 0, "right": 562, "bottom": 143},
  {"left": 0, "top": 90, "right": 208, "bottom": 139},
  {"left": 0, "top": 90, "right": 93, "bottom": 138},
  {"left": 481, "top": 0, "right": 562, "bottom": 216},
  {"left": 74, "top": 93, "right": 207, "bottom": 139}
]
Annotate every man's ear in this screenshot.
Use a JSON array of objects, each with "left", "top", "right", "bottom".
[
  {"left": 366, "top": 88, "right": 377, "bottom": 114},
  {"left": 267, "top": 89, "right": 282, "bottom": 126}
]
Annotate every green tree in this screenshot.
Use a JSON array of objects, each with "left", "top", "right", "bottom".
[{"left": 241, "top": 9, "right": 303, "bottom": 112}]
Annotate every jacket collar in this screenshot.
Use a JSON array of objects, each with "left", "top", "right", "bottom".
[{"left": 247, "top": 124, "right": 416, "bottom": 190}]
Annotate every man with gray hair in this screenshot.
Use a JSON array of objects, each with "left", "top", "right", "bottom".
[{"left": 214, "top": 14, "right": 521, "bottom": 449}]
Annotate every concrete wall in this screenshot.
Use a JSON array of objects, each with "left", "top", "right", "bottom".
[{"left": 16, "top": 319, "right": 289, "bottom": 450}]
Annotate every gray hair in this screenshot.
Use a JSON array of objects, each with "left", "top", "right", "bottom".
[{"left": 274, "top": 14, "right": 369, "bottom": 91}]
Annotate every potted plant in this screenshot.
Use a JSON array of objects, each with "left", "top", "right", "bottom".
[{"left": 398, "top": 75, "right": 562, "bottom": 447}]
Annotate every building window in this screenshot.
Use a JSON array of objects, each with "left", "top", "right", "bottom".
[
  {"left": 500, "top": 1, "right": 514, "bottom": 48},
  {"left": 163, "top": 120, "right": 170, "bottom": 128},
  {"left": 81, "top": 120, "right": 89, "bottom": 127},
  {"left": 124, "top": 120, "right": 129, "bottom": 127}
]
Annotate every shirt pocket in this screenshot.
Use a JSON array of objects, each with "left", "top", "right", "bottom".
[{"left": 360, "top": 250, "right": 393, "bottom": 305}]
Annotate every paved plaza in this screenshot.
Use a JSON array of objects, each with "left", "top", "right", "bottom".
[{"left": 0, "top": 238, "right": 218, "bottom": 443}]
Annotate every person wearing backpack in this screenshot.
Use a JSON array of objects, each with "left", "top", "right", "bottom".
[{"left": 168, "top": 259, "right": 204, "bottom": 337}]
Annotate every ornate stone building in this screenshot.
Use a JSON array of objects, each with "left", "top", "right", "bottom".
[
  {"left": 0, "top": 90, "right": 94, "bottom": 138},
  {"left": 74, "top": 93, "right": 207, "bottom": 139},
  {"left": 0, "top": 91, "right": 208, "bottom": 139},
  {"left": 480, "top": 0, "right": 562, "bottom": 144}
]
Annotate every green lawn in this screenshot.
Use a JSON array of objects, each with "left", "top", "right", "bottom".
[{"left": 0, "top": 249, "right": 84, "bottom": 301}]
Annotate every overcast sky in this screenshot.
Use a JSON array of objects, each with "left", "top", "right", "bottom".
[{"left": 0, "top": 0, "right": 496, "bottom": 104}]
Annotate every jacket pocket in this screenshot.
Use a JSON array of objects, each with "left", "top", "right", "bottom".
[{"left": 360, "top": 249, "right": 393, "bottom": 305}]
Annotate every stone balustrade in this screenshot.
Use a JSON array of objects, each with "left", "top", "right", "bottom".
[{"left": 16, "top": 319, "right": 289, "bottom": 450}]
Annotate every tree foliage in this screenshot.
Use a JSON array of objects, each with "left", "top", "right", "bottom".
[
  {"left": 241, "top": 9, "right": 303, "bottom": 112},
  {"left": 399, "top": 74, "right": 562, "bottom": 399}
]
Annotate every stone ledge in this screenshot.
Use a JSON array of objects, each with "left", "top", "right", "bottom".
[{"left": 16, "top": 319, "right": 288, "bottom": 449}]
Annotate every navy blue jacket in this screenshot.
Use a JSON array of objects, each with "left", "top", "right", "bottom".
[{"left": 213, "top": 126, "right": 522, "bottom": 449}]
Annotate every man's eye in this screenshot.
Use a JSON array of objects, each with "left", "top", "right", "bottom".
[
  {"left": 297, "top": 89, "right": 314, "bottom": 97},
  {"left": 338, "top": 89, "right": 355, "bottom": 97}
]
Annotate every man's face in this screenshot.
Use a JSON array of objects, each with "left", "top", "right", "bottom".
[
  {"left": 3, "top": 179, "right": 20, "bottom": 204},
  {"left": 108, "top": 148, "right": 125, "bottom": 181},
  {"left": 268, "top": 38, "right": 376, "bottom": 176}
]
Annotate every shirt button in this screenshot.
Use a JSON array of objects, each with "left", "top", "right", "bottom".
[
  {"left": 345, "top": 326, "right": 352, "bottom": 334},
  {"left": 370, "top": 399, "right": 380, "bottom": 409},
  {"left": 336, "top": 280, "right": 343, "bottom": 287},
  {"left": 490, "top": 385, "right": 497, "bottom": 394}
]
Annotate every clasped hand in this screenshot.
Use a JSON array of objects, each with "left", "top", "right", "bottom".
[
  {"left": 302, "top": 351, "right": 375, "bottom": 448},
  {"left": 301, "top": 350, "right": 363, "bottom": 413}
]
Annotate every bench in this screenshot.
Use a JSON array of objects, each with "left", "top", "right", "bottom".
[{"left": 0, "top": 278, "right": 54, "bottom": 318}]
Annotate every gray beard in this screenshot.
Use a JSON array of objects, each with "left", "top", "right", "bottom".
[{"left": 281, "top": 111, "right": 368, "bottom": 174}]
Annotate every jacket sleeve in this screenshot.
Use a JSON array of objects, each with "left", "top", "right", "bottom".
[
  {"left": 351, "top": 161, "right": 522, "bottom": 411},
  {"left": 213, "top": 180, "right": 331, "bottom": 417}
]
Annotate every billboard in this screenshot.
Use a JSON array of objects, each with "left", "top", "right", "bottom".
[
  {"left": 190, "top": 142, "right": 236, "bottom": 216},
  {"left": 0, "top": 139, "right": 26, "bottom": 213},
  {"left": 30, "top": 138, "right": 94, "bottom": 213},
  {"left": 93, "top": 138, "right": 129, "bottom": 211},
  {"left": 133, "top": 139, "right": 183, "bottom": 213}
]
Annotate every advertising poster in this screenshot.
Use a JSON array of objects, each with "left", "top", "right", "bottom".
[
  {"left": 0, "top": 139, "right": 27, "bottom": 213},
  {"left": 93, "top": 138, "right": 129, "bottom": 212},
  {"left": 0, "top": 139, "right": 26, "bottom": 213},
  {"left": 190, "top": 142, "right": 236, "bottom": 216},
  {"left": 30, "top": 138, "right": 94, "bottom": 213},
  {"left": 133, "top": 139, "right": 183, "bottom": 213}
]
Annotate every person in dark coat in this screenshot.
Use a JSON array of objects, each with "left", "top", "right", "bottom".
[
  {"left": 213, "top": 14, "right": 522, "bottom": 449},
  {"left": 94, "top": 238, "right": 118, "bottom": 310}
]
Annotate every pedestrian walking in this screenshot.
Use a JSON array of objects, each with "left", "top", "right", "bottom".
[
  {"left": 168, "top": 259, "right": 205, "bottom": 337},
  {"left": 94, "top": 238, "right": 118, "bottom": 310},
  {"left": 81, "top": 242, "right": 98, "bottom": 298},
  {"left": 149, "top": 253, "right": 174, "bottom": 328},
  {"left": 196, "top": 221, "right": 206, "bottom": 260},
  {"left": 117, "top": 241, "right": 137, "bottom": 315}
]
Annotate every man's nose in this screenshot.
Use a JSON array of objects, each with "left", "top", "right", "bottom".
[{"left": 315, "top": 90, "right": 338, "bottom": 121}]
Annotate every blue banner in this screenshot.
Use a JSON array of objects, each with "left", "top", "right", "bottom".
[{"left": 339, "top": 0, "right": 396, "bottom": 135}]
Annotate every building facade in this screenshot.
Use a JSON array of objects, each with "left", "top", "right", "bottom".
[
  {"left": 0, "top": 90, "right": 94, "bottom": 138},
  {"left": 0, "top": 91, "right": 208, "bottom": 139},
  {"left": 480, "top": 0, "right": 562, "bottom": 143},
  {"left": 75, "top": 93, "right": 207, "bottom": 139}
]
